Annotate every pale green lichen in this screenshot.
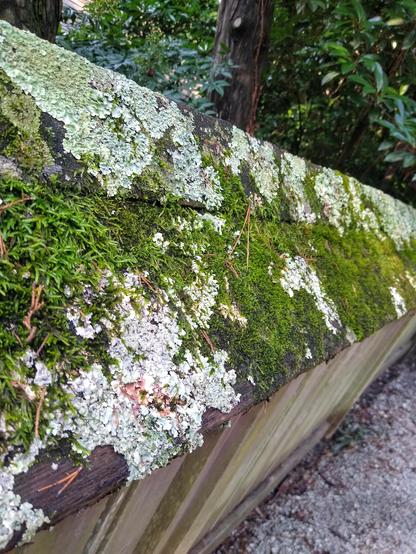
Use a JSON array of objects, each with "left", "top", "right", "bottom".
[
  {"left": 0, "top": 21, "right": 223, "bottom": 208},
  {"left": 406, "top": 271, "right": 416, "bottom": 290},
  {"left": 1, "top": 93, "right": 40, "bottom": 136},
  {"left": 279, "top": 255, "right": 342, "bottom": 334},
  {"left": 314, "top": 167, "right": 351, "bottom": 234},
  {"left": 1, "top": 20, "right": 416, "bottom": 247},
  {"left": 0, "top": 471, "right": 48, "bottom": 550},
  {"left": 218, "top": 302, "right": 248, "bottom": 327},
  {"left": 221, "top": 123, "right": 416, "bottom": 247},
  {"left": 389, "top": 286, "right": 407, "bottom": 318},
  {"left": 224, "top": 126, "right": 280, "bottom": 202},
  {"left": 58, "top": 271, "right": 239, "bottom": 481},
  {"left": 345, "top": 177, "right": 382, "bottom": 236},
  {"left": 280, "top": 152, "right": 316, "bottom": 223},
  {"left": 197, "top": 212, "right": 226, "bottom": 234},
  {"left": 362, "top": 184, "right": 416, "bottom": 248},
  {"left": 0, "top": 439, "right": 49, "bottom": 550}
]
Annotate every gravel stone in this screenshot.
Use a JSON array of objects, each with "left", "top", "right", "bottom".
[{"left": 216, "top": 348, "right": 416, "bottom": 554}]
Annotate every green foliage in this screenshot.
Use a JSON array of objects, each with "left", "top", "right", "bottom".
[
  {"left": 259, "top": 0, "right": 416, "bottom": 203},
  {"left": 73, "top": 0, "right": 218, "bottom": 46}
]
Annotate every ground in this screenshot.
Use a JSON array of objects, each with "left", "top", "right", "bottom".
[{"left": 216, "top": 347, "right": 416, "bottom": 554}]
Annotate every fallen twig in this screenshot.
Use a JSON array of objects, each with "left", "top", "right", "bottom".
[
  {"left": 138, "top": 273, "right": 158, "bottom": 294},
  {"left": 37, "top": 467, "right": 82, "bottom": 495},
  {"left": 246, "top": 204, "right": 251, "bottom": 268},
  {"left": 224, "top": 259, "right": 240, "bottom": 279},
  {"left": 0, "top": 233, "right": 8, "bottom": 257},
  {"left": 229, "top": 203, "right": 251, "bottom": 258},
  {"left": 36, "top": 333, "right": 50, "bottom": 356},
  {"left": 201, "top": 329, "right": 216, "bottom": 353},
  {"left": 23, "top": 283, "right": 44, "bottom": 342},
  {"left": 0, "top": 195, "right": 32, "bottom": 215},
  {"left": 12, "top": 331, "right": 23, "bottom": 347},
  {"left": 34, "top": 387, "right": 46, "bottom": 439}
]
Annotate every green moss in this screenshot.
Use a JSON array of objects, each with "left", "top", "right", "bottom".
[
  {"left": 303, "top": 169, "right": 323, "bottom": 216},
  {"left": 0, "top": 76, "right": 53, "bottom": 175},
  {"left": 1, "top": 144, "right": 416, "bottom": 460},
  {"left": 0, "top": 176, "right": 130, "bottom": 455},
  {"left": 92, "top": 160, "right": 416, "bottom": 400}
]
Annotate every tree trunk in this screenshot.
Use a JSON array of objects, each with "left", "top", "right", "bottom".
[
  {"left": 0, "top": 0, "right": 62, "bottom": 42},
  {"left": 210, "top": 0, "right": 274, "bottom": 134}
]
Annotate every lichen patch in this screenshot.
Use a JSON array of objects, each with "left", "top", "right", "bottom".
[
  {"left": 0, "top": 21, "right": 223, "bottom": 208},
  {"left": 0, "top": 471, "right": 49, "bottom": 550},
  {"left": 280, "top": 255, "right": 342, "bottom": 335},
  {"left": 56, "top": 272, "right": 238, "bottom": 480},
  {"left": 390, "top": 287, "right": 407, "bottom": 319}
]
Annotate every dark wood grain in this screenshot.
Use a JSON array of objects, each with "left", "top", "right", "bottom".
[{"left": 14, "top": 446, "right": 128, "bottom": 523}]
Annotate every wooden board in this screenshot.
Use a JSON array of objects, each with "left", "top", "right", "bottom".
[{"left": 13, "top": 311, "right": 416, "bottom": 554}]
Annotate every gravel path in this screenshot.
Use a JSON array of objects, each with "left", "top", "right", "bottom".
[{"left": 216, "top": 349, "right": 416, "bottom": 554}]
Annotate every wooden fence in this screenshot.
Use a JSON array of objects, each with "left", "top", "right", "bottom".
[
  {"left": 14, "top": 312, "right": 416, "bottom": 554},
  {"left": 1, "top": 21, "right": 416, "bottom": 554}
]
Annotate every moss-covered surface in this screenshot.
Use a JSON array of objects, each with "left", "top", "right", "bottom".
[
  {"left": 0, "top": 76, "right": 53, "bottom": 176},
  {"left": 0, "top": 20, "right": 416, "bottom": 547},
  {"left": 0, "top": 176, "right": 128, "bottom": 456},
  {"left": 1, "top": 164, "right": 415, "bottom": 458}
]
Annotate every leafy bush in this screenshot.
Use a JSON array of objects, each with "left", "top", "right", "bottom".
[{"left": 258, "top": 0, "right": 416, "bottom": 203}]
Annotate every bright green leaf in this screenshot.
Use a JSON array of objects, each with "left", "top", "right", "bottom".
[
  {"left": 373, "top": 62, "right": 385, "bottom": 92},
  {"left": 321, "top": 71, "right": 339, "bottom": 85}
]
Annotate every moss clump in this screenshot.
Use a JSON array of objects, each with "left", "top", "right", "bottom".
[
  {"left": 94, "top": 161, "right": 416, "bottom": 399},
  {"left": 0, "top": 77, "right": 53, "bottom": 176},
  {"left": 0, "top": 176, "right": 130, "bottom": 455},
  {"left": 1, "top": 147, "right": 416, "bottom": 456},
  {"left": 311, "top": 224, "right": 416, "bottom": 340}
]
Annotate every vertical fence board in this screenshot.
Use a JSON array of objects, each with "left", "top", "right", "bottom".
[
  {"left": 15, "top": 495, "right": 109, "bottom": 554},
  {"left": 92, "top": 456, "right": 185, "bottom": 554}
]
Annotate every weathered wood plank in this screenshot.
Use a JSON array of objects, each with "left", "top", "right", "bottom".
[
  {"left": 86, "top": 456, "right": 185, "bottom": 554},
  {"left": 186, "top": 312, "right": 416, "bottom": 553},
  {"left": 15, "top": 499, "right": 107, "bottom": 554},
  {"left": 17, "top": 312, "right": 414, "bottom": 554},
  {"left": 188, "top": 423, "right": 329, "bottom": 554}
]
